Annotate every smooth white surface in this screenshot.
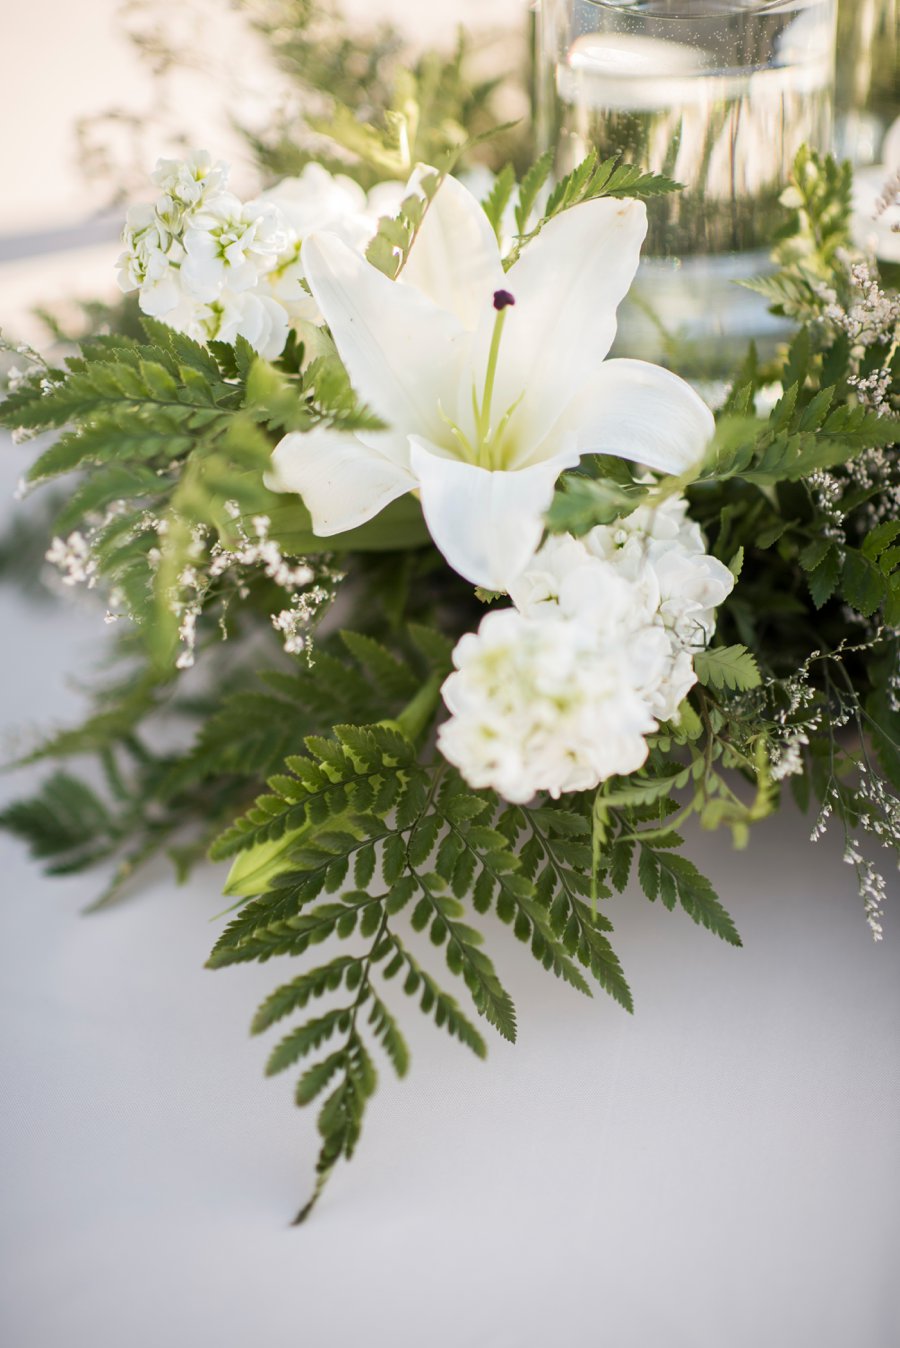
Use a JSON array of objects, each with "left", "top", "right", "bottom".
[{"left": 0, "top": 434, "right": 899, "bottom": 1347}]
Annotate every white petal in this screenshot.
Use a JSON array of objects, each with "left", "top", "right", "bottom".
[
  {"left": 400, "top": 174, "right": 505, "bottom": 330},
  {"left": 301, "top": 231, "right": 466, "bottom": 445},
  {"left": 409, "top": 438, "right": 579, "bottom": 590},
  {"left": 482, "top": 197, "right": 648, "bottom": 456},
  {"left": 266, "top": 428, "right": 416, "bottom": 535},
  {"left": 573, "top": 357, "right": 714, "bottom": 475}
]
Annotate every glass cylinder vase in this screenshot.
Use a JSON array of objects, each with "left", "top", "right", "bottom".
[{"left": 536, "top": 0, "right": 838, "bottom": 379}]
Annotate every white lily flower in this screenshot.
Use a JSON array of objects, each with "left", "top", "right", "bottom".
[{"left": 267, "top": 173, "right": 715, "bottom": 590}]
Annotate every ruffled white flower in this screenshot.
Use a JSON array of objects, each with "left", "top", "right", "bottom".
[
  {"left": 437, "top": 607, "right": 656, "bottom": 803},
  {"left": 267, "top": 171, "right": 714, "bottom": 590},
  {"left": 583, "top": 497, "right": 735, "bottom": 654},
  {"left": 440, "top": 497, "right": 734, "bottom": 800},
  {"left": 213, "top": 290, "right": 291, "bottom": 359}
]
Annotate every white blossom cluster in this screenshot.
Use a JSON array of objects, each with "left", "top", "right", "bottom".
[
  {"left": 117, "top": 151, "right": 403, "bottom": 358},
  {"left": 46, "top": 499, "right": 336, "bottom": 668},
  {"left": 170, "top": 505, "right": 337, "bottom": 668},
  {"left": 438, "top": 497, "right": 735, "bottom": 803},
  {"left": 818, "top": 258, "right": 900, "bottom": 416},
  {"left": 45, "top": 531, "right": 99, "bottom": 588}
]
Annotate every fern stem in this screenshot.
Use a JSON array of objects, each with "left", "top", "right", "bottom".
[
  {"left": 391, "top": 671, "right": 444, "bottom": 744},
  {"left": 291, "top": 909, "right": 390, "bottom": 1226}
]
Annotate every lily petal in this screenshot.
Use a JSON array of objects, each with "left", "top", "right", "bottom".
[
  {"left": 482, "top": 197, "right": 649, "bottom": 458},
  {"left": 302, "top": 230, "right": 466, "bottom": 444},
  {"left": 266, "top": 428, "right": 416, "bottom": 535},
  {"left": 573, "top": 357, "right": 714, "bottom": 475},
  {"left": 409, "top": 437, "right": 580, "bottom": 590},
  {"left": 400, "top": 174, "right": 505, "bottom": 330}
]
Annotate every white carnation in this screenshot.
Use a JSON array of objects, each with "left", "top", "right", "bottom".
[
  {"left": 437, "top": 608, "right": 655, "bottom": 803},
  {"left": 583, "top": 496, "right": 734, "bottom": 652},
  {"left": 441, "top": 497, "right": 735, "bottom": 801}
]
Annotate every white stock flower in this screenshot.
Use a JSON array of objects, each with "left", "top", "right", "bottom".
[
  {"left": 116, "top": 202, "right": 182, "bottom": 314},
  {"left": 181, "top": 193, "right": 288, "bottom": 301},
  {"left": 152, "top": 149, "right": 229, "bottom": 228},
  {"left": 117, "top": 152, "right": 405, "bottom": 357},
  {"left": 437, "top": 607, "right": 655, "bottom": 803},
  {"left": 267, "top": 172, "right": 714, "bottom": 590},
  {"left": 117, "top": 154, "right": 291, "bottom": 355},
  {"left": 440, "top": 498, "right": 734, "bottom": 800}
]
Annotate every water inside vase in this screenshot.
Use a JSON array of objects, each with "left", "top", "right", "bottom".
[{"left": 544, "top": 0, "right": 837, "bottom": 375}]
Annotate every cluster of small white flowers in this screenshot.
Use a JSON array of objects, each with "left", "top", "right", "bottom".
[
  {"left": 847, "top": 366, "right": 893, "bottom": 414},
  {"left": 209, "top": 509, "right": 316, "bottom": 591},
  {"left": 818, "top": 258, "right": 900, "bottom": 419},
  {"left": 770, "top": 731, "right": 810, "bottom": 782},
  {"left": 807, "top": 467, "right": 848, "bottom": 540},
  {"left": 843, "top": 840, "right": 887, "bottom": 942},
  {"left": 887, "top": 664, "right": 900, "bottom": 714},
  {"left": 271, "top": 589, "right": 332, "bottom": 657},
  {"left": 438, "top": 497, "right": 735, "bottom": 803},
  {"left": 809, "top": 787, "right": 836, "bottom": 843},
  {"left": 117, "top": 152, "right": 404, "bottom": 359},
  {"left": 168, "top": 505, "right": 339, "bottom": 668},
  {"left": 45, "top": 532, "right": 98, "bottom": 587},
  {"left": 768, "top": 655, "right": 823, "bottom": 784},
  {"left": 822, "top": 259, "right": 900, "bottom": 350}
]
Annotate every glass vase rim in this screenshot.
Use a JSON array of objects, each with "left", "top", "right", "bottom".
[{"left": 576, "top": 0, "right": 818, "bottom": 16}]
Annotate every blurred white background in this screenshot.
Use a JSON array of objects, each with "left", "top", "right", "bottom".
[{"left": 0, "top": 0, "right": 526, "bottom": 337}]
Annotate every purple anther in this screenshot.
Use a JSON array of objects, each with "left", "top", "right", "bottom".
[{"left": 492, "top": 289, "right": 516, "bottom": 311}]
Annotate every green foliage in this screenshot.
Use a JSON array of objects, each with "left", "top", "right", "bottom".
[
  {"left": 694, "top": 645, "right": 761, "bottom": 693},
  {"left": 674, "top": 327, "right": 894, "bottom": 503},
  {"left": 745, "top": 146, "right": 854, "bottom": 320},
  {"left": 244, "top": 9, "right": 521, "bottom": 189},
  {"left": 365, "top": 170, "right": 443, "bottom": 280},
  {"left": 545, "top": 459, "right": 649, "bottom": 535},
  {"left": 504, "top": 151, "right": 680, "bottom": 267}
]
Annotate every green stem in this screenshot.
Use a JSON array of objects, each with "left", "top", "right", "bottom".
[
  {"left": 474, "top": 307, "right": 508, "bottom": 461},
  {"left": 391, "top": 671, "right": 444, "bottom": 744}
]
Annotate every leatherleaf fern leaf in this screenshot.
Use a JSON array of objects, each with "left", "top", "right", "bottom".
[{"left": 204, "top": 634, "right": 648, "bottom": 1219}]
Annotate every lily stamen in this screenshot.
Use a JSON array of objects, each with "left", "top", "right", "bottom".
[{"left": 472, "top": 290, "right": 516, "bottom": 468}]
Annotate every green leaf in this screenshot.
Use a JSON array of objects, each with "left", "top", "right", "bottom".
[
  {"left": 841, "top": 548, "right": 887, "bottom": 618},
  {"left": 638, "top": 846, "right": 742, "bottom": 947},
  {"left": 694, "top": 645, "right": 762, "bottom": 692}
]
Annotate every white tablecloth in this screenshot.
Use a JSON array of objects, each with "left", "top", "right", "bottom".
[{"left": 0, "top": 434, "right": 898, "bottom": 1347}]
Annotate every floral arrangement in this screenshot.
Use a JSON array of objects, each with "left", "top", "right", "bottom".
[{"left": 2, "top": 4, "right": 899, "bottom": 1221}]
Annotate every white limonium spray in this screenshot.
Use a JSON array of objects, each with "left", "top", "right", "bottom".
[
  {"left": 117, "top": 153, "right": 404, "bottom": 359},
  {"left": 438, "top": 497, "right": 734, "bottom": 803},
  {"left": 267, "top": 172, "right": 715, "bottom": 591}
]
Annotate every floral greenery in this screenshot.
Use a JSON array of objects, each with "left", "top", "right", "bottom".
[{"left": 2, "top": 8, "right": 899, "bottom": 1220}]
